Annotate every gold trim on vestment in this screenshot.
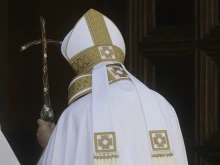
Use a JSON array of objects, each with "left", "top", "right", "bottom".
[
  {"left": 151, "top": 153, "right": 174, "bottom": 157},
  {"left": 94, "top": 154, "right": 119, "bottom": 159},
  {"left": 94, "top": 132, "right": 117, "bottom": 153},
  {"left": 68, "top": 65, "right": 130, "bottom": 105},
  {"left": 149, "top": 130, "right": 171, "bottom": 151}
]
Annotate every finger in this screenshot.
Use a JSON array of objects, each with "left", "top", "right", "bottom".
[
  {"left": 37, "top": 119, "right": 46, "bottom": 126},
  {"left": 38, "top": 124, "right": 50, "bottom": 133},
  {"left": 51, "top": 123, "right": 56, "bottom": 130}
]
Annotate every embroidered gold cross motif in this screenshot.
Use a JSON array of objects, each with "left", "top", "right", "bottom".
[
  {"left": 107, "top": 66, "right": 129, "bottom": 81},
  {"left": 99, "top": 46, "right": 116, "bottom": 59},
  {"left": 153, "top": 134, "right": 166, "bottom": 147},
  {"left": 98, "top": 135, "right": 113, "bottom": 149},
  {"left": 149, "top": 130, "right": 170, "bottom": 151},
  {"left": 94, "top": 132, "right": 117, "bottom": 153},
  {"left": 111, "top": 67, "right": 127, "bottom": 77}
]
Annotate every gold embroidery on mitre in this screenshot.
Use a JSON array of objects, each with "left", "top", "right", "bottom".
[
  {"left": 69, "top": 45, "right": 125, "bottom": 74},
  {"left": 85, "top": 9, "right": 112, "bottom": 45},
  {"left": 99, "top": 46, "right": 115, "bottom": 59},
  {"left": 68, "top": 65, "right": 130, "bottom": 105}
]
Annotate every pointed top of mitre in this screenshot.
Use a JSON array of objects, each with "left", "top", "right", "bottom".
[{"left": 61, "top": 9, "right": 126, "bottom": 74}]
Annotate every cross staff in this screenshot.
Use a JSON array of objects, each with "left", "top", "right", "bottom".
[{"left": 20, "top": 16, "right": 62, "bottom": 124}]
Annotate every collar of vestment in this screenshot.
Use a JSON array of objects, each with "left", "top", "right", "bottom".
[{"left": 68, "top": 64, "right": 130, "bottom": 105}]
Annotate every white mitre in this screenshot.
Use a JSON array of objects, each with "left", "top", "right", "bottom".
[{"left": 61, "top": 8, "right": 126, "bottom": 74}]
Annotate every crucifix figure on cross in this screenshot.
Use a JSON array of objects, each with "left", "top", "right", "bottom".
[{"left": 20, "top": 16, "right": 62, "bottom": 124}]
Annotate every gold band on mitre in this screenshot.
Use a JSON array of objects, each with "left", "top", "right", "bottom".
[{"left": 69, "top": 45, "right": 125, "bottom": 74}]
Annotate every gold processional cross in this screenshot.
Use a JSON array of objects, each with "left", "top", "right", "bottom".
[{"left": 20, "top": 17, "right": 62, "bottom": 124}]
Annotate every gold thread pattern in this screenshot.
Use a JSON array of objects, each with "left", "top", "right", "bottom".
[
  {"left": 68, "top": 75, "right": 92, "bottom": 103},
  {"left": 108, "top": 66, "right": 128, "bottom": 78},
  {"left": 99, "top": 46, "right": 116, "bottom": 59},
  {"left": 68, "top": 65, "right": 130, "bottom": 104},
  {"left": 113, "top": 45, "right": 125, "bottom": 63},
  {"left": 94, "top": 154, "right": 119, "bottom": 159},
  {"left": 69, "top": 45, "right": 124, "bottom": 74},
  {"left": 151, "top": 153, "right": 173, "bottom": 157},
  {"left": 149, "top": 130, "right": 171, "bottom": 151},
  {"left": 94, "top": 132, "right": 117, "bottom": 153},
  {"left": 85, "top": 9, "right": 112, "bottom": 45}
]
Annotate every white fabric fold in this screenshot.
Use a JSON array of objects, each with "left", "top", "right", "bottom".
[
  {"left": 37, "top": 63, "right": 188, "bottom": 165},
  {"left": 92, "top": 62, "right": 114, "bottom": 133},
  {"left": 120, "top": 64, "right": 170, "bottom": 150}
]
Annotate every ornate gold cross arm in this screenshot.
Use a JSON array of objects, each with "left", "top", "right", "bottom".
[
  {"left": 20, "top": 16, "right": 62, "bottom": 124},
  {"left": 20, "top": 39, "right": 61, "bottom": 52}
]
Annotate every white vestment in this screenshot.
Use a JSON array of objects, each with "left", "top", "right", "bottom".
[
  {"left": 38, "top": 79, "right": 188, "bottom": 165},
  {"left": 38, "top": 8, "right": 188, "bottom": 165}
]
